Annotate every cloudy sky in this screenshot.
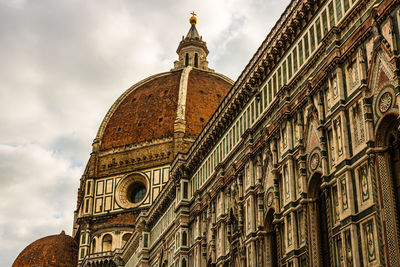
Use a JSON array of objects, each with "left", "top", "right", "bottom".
[{"left": 0, "top": 0, "right": 290, "bottom": 265}]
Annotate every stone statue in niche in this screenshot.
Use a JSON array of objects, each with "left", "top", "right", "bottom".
[
  {"left": 372, "top": 20, "right": 382, "bottom": 45},
  {"left": 345, "top": 231, "right": 353, "bottom": 266},
  {"left": 385, "top": 15, "right": 397, "bottom": 53},
  {"left": 284, "top": 167, "right": 290, "bottom": 199},
  {"left": 352, "top": 106, "right": 360, "bottom": 147},
  {"left": 326, "top": 88, "right": 331, "bottom": 111},
  {"left": 297, "top": 161, "right": 302, "bottom": 194},
  {"left": 256, "top": 162, "right": 262, "bottom": 183},
  {"left": 341, "top": 178, "right": 348, "bottom": 210},
  {"left": 299, "top": 211, "right": 305, "bottom": 243},
  {"left": 282, "top": 126, "right": 287, "bottom": 148},
  {"left": 333, "top": 187, "right": 340, "bottom": 222},
  {"left": 295, "top": 112, "right": 303, "bottom": 142},
  {"left": 267, "top": 192, "right": 273, "bottom": 207},
  {"left": 359, "top": 107, "right": 365, "bottom": 142},
  {"left": 295, "top": 121, "right": 300, "bottom": 142},
  {"left": 332, "top": 76, "right": 338, "bottom": 99},
  {"left": 336, "top": 118, "right": 343, "bottom": 156},
  {"left": 358, "top": 47, "right": 367, "bottom": 81},
  {"left": 349, "top": 59, "right": 359, "bottom": 89},
  {"left": 329, "top": 131, "right": 335, "bottom": 164},
  {"left": 246, "top": 165, "right": 251, "bottom": 188},
  {"left": 230, "top": 182, "right": 239, "bottom": 226}
]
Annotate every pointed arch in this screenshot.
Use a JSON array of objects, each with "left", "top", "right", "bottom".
[
  {"left": 264, "top": 208, "right": 278, "bottom": 266},
  {"left": 307, "top": 172, "right": 331, "bottom": 267},
  {"left": 367, "top": 45, "right": 396, "bottom": 95},
  {"left": 304, "top": 112, "right": 322, "bottom": 155},
  {"left": 263, "top": 149, "right": 274, "bottom": 198},
  {"left": 374, "top": 113, "right": 400, "bottom": 266},
  {"left": 102, "top": 234, "right": 112, "bottom": 252}
]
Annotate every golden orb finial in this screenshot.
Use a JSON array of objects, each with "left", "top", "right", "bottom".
[{"left": 189, "top": 11, "right": 197, "bottom": 25}]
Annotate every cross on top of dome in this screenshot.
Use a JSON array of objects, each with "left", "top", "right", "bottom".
[{"left": 190, "top": 11, "right": 197, "bottom": 25}]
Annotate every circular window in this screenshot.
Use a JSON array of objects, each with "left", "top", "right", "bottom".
[
  {"left": 128, "top": 182, "right": 147, "bottom": 204},
  {"left": 115, "top": 173, "right": 149, "bottom": 209}
]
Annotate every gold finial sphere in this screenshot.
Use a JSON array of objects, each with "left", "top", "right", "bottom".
[{"left": 189, "top": 11, "right": 197, "bottom": 25}]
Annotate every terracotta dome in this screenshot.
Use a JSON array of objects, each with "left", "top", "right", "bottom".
[
  {"left": 97, "top": 68, "right": 233, "bottom": 150},
  {"left": 13, "top": 231, "right": 78, "bottom": 267}
]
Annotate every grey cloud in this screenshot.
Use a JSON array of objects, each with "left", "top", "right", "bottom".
[{"left": 0, "top": 143, "right": 80, "bottom": 266}]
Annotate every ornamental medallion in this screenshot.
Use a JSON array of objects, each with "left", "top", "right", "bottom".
[
  {"left": 267, "top": 192, "right": 273, "bottom": 207},
  {"left": 379, "top": 92, "right": 392, "bottom": 113},
  {"left": 310, "top": 153, "right": 320, "bottom": 171}
]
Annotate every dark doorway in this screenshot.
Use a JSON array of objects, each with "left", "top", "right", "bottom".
[
  {"left": 318, "top": 188, "right": 330, "bottom": 267},
  {"left": 265, "top": 209, "right": 278, "bottom": 266},
  {"left": 309, "top": 172, "right": 331, "bottom": 267}
]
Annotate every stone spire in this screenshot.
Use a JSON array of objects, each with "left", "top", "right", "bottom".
[{"left": 172, "top": 12, "right": 213, "bottom": 72}]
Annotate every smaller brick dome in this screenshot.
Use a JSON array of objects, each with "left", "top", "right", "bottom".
[{"left": 13, "top": 231, "right": 78, "bottom": 267}]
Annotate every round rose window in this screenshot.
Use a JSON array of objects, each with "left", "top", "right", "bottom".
[
  {"left": 128, "top": 181, "right": 147, "bottom": 204},
  {"left": 379, "top": 92, "right": 392, "bottom": 113},
  {"left": 115, "top": 173, "right": 149, "bottom": 209}
]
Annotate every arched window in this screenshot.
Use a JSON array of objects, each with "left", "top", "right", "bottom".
[
  {"left": 182, "top": 258, "right": 187, "bottom": 267},
  {"left": 194, "top": 53, "right": 198, "bottom": 67},
  {"left": 374, "top": 113, "right": 400, "bottom": 264},
  {"left": 91, "top": 238, "right": 96, "bottom": 254},
  {"left": 182, "top": 231, "right": 187, "bottom": 246},
  {"left": 122, "top": 233, "right": 132, "bottom": 248},
  {"left": 176, "top": 232, "right": 180, "bottom": 247},
  {"left": 185, "top": 53, "right": 189, "bottom": 67},
  {"left": 102, "top": 234, "right": 112, "bottom": 252}
]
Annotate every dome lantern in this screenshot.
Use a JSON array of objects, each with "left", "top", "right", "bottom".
[{"left": 173, "top": 12, "right": 213, "bottom": 72}]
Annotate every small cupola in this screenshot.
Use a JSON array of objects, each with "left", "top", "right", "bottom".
[{"left": 172, "top": 12, "right": 213, "bottom": 72}]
